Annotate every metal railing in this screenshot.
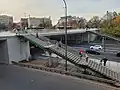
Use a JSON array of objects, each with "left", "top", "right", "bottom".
[
  {"left": 17, "top": 30, "right": 81, "bottom": 57},
  {"left": 31, "top": 33, "right": 80, "bottom": 56}
]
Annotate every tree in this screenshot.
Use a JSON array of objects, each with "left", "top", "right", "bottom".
[
  {"left": 101, "top": 11, "right": 120, "bottom": 38},
  {"left": 113, "top": 16, "right": 120, "bottom": 24},
  {"left": 87, "top": 16, "right": 100, "bottom": 28},
  {"left": 71, "top": 19, "right": 78, "bottom": 29},
  {"left": 113, "top": 11, "right": 118, "bottom": 17},
  {"left": 78, "top": 17, "right": 87, "bottom": 28},
  {"left": 39, "top": 23, "right": 44, "bottom": 27},
  {"left": 21, "top": 21, "right": 28, "bottom": 29}
]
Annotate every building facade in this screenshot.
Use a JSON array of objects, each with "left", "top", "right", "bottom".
[
  {"left": 56, "top": 16, "right": 86, "bottom": 29},
  {"left": 0, "top": 15, "right": 13, "bottom": 30},
  {"left": 21, "top": 18, "right": 28, "bottom": 29},
  {"left": 28, "top": 17, "right": 52, "bottom": 28}
]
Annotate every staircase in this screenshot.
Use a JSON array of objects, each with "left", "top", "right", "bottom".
[{"left": 18, "top": 34, "right": 120, "bottom": 83}]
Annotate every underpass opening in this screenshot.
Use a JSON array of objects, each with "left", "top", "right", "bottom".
[
  {"left": 30, "top": 43, "right": 46, "bottom": 60},
  {"left": 0, "top": 40, "right": 9, "bottom": 64}
]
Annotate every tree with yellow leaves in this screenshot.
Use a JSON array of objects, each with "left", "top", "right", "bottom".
[
  {"left": 101, "top": 12, "right": 120, "bottom": 38},
  {"left": 113, "top": 16, "right": 120, "bottom": 24}
]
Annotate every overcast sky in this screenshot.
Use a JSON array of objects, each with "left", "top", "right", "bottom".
[{"left": 0, "top": 0, "right": 120, "bottom": 24}]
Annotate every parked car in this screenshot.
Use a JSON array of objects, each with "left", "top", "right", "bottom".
[
  {"left": 86, "top": 49, "right": 100, "bottom": 55},
  {"left": 116, "top": 52, "right": 120, "bottom": 57},
  {"left": 90, "top": 45, "right": 103, "bottom": 50}
]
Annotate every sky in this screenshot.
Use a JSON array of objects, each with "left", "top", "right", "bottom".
[{"left": 0, "top": 0, "right": 120, "bottom": 24}]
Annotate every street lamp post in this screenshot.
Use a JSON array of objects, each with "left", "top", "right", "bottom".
[{"left": 62, "top": 0, "right": 68, "bottom": 71}]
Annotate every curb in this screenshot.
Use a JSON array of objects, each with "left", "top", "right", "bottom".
[{"left": 12, "top": 61, "right": 120, "bottom": 87}]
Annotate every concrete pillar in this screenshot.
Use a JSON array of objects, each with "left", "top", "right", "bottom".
[
  {"left": 117, "top": 40, "right": 120, "bottom": 44},
  {"left": 26, "top": 52, "right": 29, "bottom": 61},
  {"left": 88, "top": 32, "right": 90, "bottom": 43},
  {"left": 60, "top": 36, "right": 62, "bottom": 42},
  {"left": 26, "top": 41, "right": 30, "bottom": 61},
  {"left": 81, "top": 33, "right": 84, "bottom": 44},
  {"left": 48, "top": 52, "right": 52, "bottom": 67},
  {"left": 102, "top": 37, "right": 105, "bottom": 52},
  {"left": 75, "top": 34, "right": 77, "bottom": 44}
]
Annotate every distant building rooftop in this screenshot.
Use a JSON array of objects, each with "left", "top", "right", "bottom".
[{"left": 0, "top": 31, "right": 16, "bottom": 38}]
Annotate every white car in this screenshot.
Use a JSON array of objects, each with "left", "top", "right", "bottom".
[{"left": 90, "top": 45, "right": 103, "bottom": 50}]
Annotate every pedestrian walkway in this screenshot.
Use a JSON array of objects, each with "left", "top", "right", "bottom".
[{"left": 90, "top": 58, "right": 120, "bottom": 73}]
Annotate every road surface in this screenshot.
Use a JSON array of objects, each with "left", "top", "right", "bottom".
[
  {"left": 0, "top": 64, "right": 117, "bottom": 90},
  {"left": 72, "top": 44, "right": 120, "bottom": 62}
]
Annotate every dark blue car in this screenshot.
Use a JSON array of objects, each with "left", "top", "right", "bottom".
[
  {"left": 116, "top": 52, "right": 120, "bottom": 57},
  {"left": 85, "top": 49, "right": 100, "bottom": 55}
]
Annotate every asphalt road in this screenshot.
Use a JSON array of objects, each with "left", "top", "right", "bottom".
[
  {"left": 72, "top": 44, "right": 120, "bottom": 62},
  {"left": 0, "top": 64, "right": 116, "bottom": 90},
  {"left": 72, "top": 44, "right": 120, "bottom": 53}
]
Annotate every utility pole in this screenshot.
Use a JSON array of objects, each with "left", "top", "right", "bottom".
[
  {"left": 62, "top": 0, "right": 68, "bottom": 71},
  {"left": 102, "top": 36, "right": 106, "bottom": 52}
]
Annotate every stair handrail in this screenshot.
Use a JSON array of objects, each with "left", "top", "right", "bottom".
[{"left": 31, "top": 34, "right": 80, "bottom": 56}]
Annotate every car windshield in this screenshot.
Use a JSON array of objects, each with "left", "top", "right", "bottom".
[{"left": 95, "top": 45, "right": 101, "bottom": 47}]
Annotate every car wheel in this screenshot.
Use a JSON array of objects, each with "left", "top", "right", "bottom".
[
  {"left": 96, "top": 52, "right": 98, "bottom": 55},
  {"left": 116, "top": 54, "right": 120, "bottom": 57}
]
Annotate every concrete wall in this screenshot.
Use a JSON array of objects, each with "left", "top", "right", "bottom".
[
  {"left": 7, "top": 36, "right": 30, "bottom": 64},
  {"left": 82, "top": 33, "right": 88, "bottom": 41},
  {"left": 88, "top": 33, "right": 97, "bottom": 42},
  {"left": 0, "top": 40, "right": 9, "bottom": 64},
  {"left": 48, "top": 31, "right": 97, "bottom": 45}
]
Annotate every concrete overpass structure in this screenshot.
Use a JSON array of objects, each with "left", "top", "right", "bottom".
[
  {"left": 30, "top": 28, "right": 99, "bottom": 44},
  {"left": 0, "top": 32, "right": 30, "bottom": 64},
  {"left": 0, "top": 29, "right": 98, "bottom": 64},
  {"left": 0, "top": 29, "right": 120, "bottom": 85},
  {"left": 0, "top": 28, "right": 119, "bottom": 64},
  {"left": 29, "top": 28, "right": 120, "bottom": 45},
  {"left": 1, "top": 28, "right": 120, "bottom": 64}
]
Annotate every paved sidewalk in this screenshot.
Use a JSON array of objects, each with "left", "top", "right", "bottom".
[
  {"left": 51, "top": 53, "right": 120, "bottom": 74},
  {"left": 90, "top": 58, "right": 120, "bottom": 73}
]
